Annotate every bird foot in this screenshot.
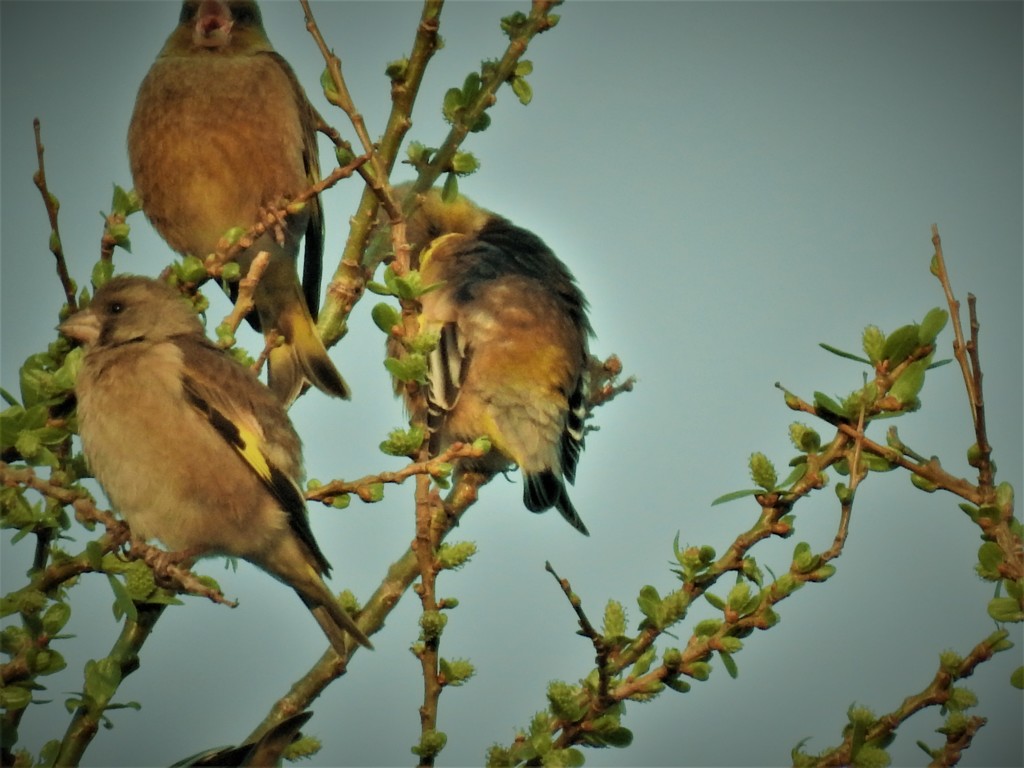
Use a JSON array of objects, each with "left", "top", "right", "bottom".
[
  {"left": 258, "top": 202, "right": 290, "bottom": 247},
  {"left": 131, "top": 541, "right": 201, "bottom": 589}
]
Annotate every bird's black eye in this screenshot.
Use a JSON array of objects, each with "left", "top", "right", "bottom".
[
  {"left": 179, "top": 1, "right": 200, "bottom": 24},
  {"left": 231, "top": 2, "right": 259, "bottom": 26},
  {"left": 108, "top": 301, "right": 125, "bottom": 315}
]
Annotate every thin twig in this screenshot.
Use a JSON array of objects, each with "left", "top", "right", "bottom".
[
  {"left": 216, "top": 250, "right": 270, "bottom": 344},
  {"left": 930, "top": 225, "right": 978, "bottom": 424},
  {"left": 545, "top": 562, "right": 612, "bottom": 706},
  {"left": 965, "top": 294, "right": 993, "bottom": 490},
  {"left": 31, "top": 118, "right": 77, "bottom": 311},
  {"left": 306, "top": 441, "right": 486, "bottom": 506},
  {"left": 822, "top": 400, "right": 866, "bottom": 561}
]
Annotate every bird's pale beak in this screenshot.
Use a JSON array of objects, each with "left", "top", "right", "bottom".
[
  {"left": 193, "top": 0, "right": 233, "bottom": 49},
  {"left": 58, "top": 310, "right": 101, "bottom": 346}
]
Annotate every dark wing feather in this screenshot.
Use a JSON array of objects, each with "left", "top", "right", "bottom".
[
  {"left": 265, "top": 50, "right": 324, "bottom": 319},
  {"left": 178, "top": 340, "right": 332, "bottom": 576}
]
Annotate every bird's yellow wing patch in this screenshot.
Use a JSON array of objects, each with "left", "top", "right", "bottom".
[{"left": 181, "top": 376, "right": 306, "bottom": 519}]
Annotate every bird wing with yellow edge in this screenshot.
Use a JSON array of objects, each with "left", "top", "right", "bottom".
[{"left": 178, "top": 353, "right": 332, "bottom": 576}]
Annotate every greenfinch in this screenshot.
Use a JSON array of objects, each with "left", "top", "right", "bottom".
[
  {"left": 171, "top": 711, "right": 313, "bottom": 767},
  {"left": 128, "top": 0, "right": 348, "bottom": 404},
  {"left": 391, "top": 187, "right": 593, "bottom": 535},
  {"left": 59, "top": 275, "right": 372, "bottom": 652}
]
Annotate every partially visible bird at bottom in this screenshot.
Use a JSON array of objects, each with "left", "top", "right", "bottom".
[
  {"left": 127, "top": 0, "right": 347, "bottom": 404},
  {"left": 59, "top": 275, "right": 371, "bottom": 653},
  {"left": 171, "top": 711, "right": 313, "bottom": 767},
  {"left": 387, "top": 185, "right": 594, "bottom": 535}
]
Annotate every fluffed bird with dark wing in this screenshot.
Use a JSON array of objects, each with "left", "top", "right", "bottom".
[
  {"left": 389, "top": 186, "right": 593, "bottom": 535},
  {"left": 128, "top": 0, "right": 348, "bottom": 404},
  {"left": 60, "top": 275, "right": 372, "bottom": 653}
]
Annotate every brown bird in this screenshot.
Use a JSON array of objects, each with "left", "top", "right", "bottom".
[
  {"left": 59, "top": 275, "right": 372, "bottom": 653},
  {"left": 128, "top": 0, "right": 348, "bottom": 404},
  {"left": 389, "top": 186, "right": 593, "bottom": 534}
]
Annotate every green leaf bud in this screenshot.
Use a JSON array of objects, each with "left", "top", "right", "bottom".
[
  {"left": 749, "top": 452, "right": 778, "bottom": 491},
  {"left": 789, "top": 423, "right": 821, "bottom": 452},
  {"left": 40, "top": 602, "right": 70, "bottom": 636},
  {"left": 938, "top": 650, "right": 962, "bottom": 674},
  {"left": 987, "top": 596, "right": 1024, "bottom": 623},
  {"left": 547, "top": 680, "right": 586, "bottom": 722},
  {"left": 439, "top": 657, "right": 475, "bottom": 687},
  {"left": 945, "top": 686, "right": 978, "bottom": 712},
  {"left": 1010, "top": 666, "right": 1023, "bottom": 689},
  {"left": 91, "top": 259, "right": 115, "bottom": 290},
  {"left": 835, "top": 482, "right": 854, "bottom": 504},
  {"left": 407, "top": 329, "right": 441, "bottom": 355},
  {"left": 975, "top": 542, "right": 1003, "bottom": 580},
  {"left": 0, "top": 684, "right": 31, "bottom": 711},
  {"left": 792, "top": 542, "right": 820, "bottom": 574},
  {"left": 813, "top": 391, "right": 850, "bottom": 419},
  {"left": 637, "top": 585, "right": 662, "bottom": 622},
  {"left": 411, "top": 730, "right": 447, "bottom": 759},
  {"left": 419, "top": 610, "right": 448, "bottom": 642},
  {"left": 385, "top": 57, "right": 410, "bottom": 81},
  {"left": 719, "top": 651, "right": 738, "bottom": 679},
  {"left": 34, "top": 648, "right": 67, "bottom": 676},
  {"left": 995, "top": 482, "right": 1014, "bottom": 512},
  {"left": 807, "top": 564, "right": 836, "bottom": 582},
  {"left": 384, "top": 353, "right": 428, "bottom": 384},
  {"left": 319, "top": 67, "right": 339, "bottom": 104},
  {"left": 918, "top": 307, "right": 948, "bottom": 345},
  {"left": 663, "top": 647, "right": 682, "bottom": 670},
  {"left": 379, "top": 425, "right": 426, "bottom": 456},
  {"left": 664, "top": 676, "right": 691, "bottom": 695},
  {"left": 123, "top": 561, "right": 157, "bottom": 601},
  {"left": 704, "top": 591, "right": 725, "bottom": 610},
  {"left": 631, "top": 647, "right": 656, "bottom": 677},
  {"left": 451, "top": 150, "right": 480, "bottom": 176},
  {"left": 726, "top": 583, "right": 752, "bottom": 614},
  {"left": 694, "top": 618, "right": 722, "bottom": 637},
  {"left": 890, "top": 359, "right": 928, "bottom": 406},
  {"left": 882, "top": 323, "right": 921, "bottom": 366},
  {"left": 442, "top": 172, "right": 459, "bottom": 202},
  {"left": 966, "top": 442, "right": 983, "bottom": 468},
  {"left": 985, "top": 628, "right": 1012, "bottom": 652},
  {"left": 437, "top": 540, "right": 477, "bottom": 570},
  {"left": 684, "top": 661, "right": 711, "bottom": 681},
  {"left": 603, "top": 599, "right": 627, "bottom": 639},
  {"left": 718, "top": 636, "right": 743, "bottom": 654},
  {"left": 909, "top": 472, "right": 939, "bottom": 493},
  {"left": 862, "top": 325, "right": 885, "bottom": 364},
  {"left": 851, "top": 745, "right": 890, "bottom": 768},
  {"left": 512, "top": 76, "right": 533, "bottom": 105}
]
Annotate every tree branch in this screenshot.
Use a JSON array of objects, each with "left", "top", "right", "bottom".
[{"left": 31, "top": 118, "right": 77, "bottom": 312}]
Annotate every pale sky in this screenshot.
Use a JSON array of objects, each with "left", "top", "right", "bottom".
[{"left": 2, "top": 2, "right": 1021, "bottom": 766}]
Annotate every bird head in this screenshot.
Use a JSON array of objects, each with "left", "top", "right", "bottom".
[
  {"left": 161, "top": 0, "right": 272, "bottom": 57},
  {"left": 59, "top": 276, "right": 203, "bottom": 349}
]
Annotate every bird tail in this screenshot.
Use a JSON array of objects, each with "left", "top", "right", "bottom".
[
  {"left": 297, "top": 585, "right": 374, "bottom": 653},
  {"left": 524, "top": 470, "right": 589, "bottom": 536},
  {"left": 265, "top": 289, "right": 351, "bottom": 404}
]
